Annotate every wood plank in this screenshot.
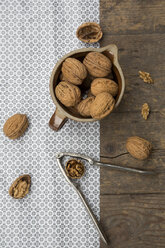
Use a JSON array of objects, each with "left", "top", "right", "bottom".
[
  {"left": 100, "top": 33, "right": 165, "bottom": 112},
  {"left": 100, "top": 0, "right": 165, "bottom": 35},
  {"left": 100, "top": 194, "right": 165, "bottom": 248},
  {"left": 100, "top": 0, "right": 165, "bottom": 246}
]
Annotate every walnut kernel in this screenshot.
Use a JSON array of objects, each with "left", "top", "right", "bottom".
[
  {"left": 65, "top": 159, "right": 85, "bottom": 179},
  {"left": 141, "top": 103, "right": 150, "bottom": 120},
  {"left": 139, "top": 71, "right": 153, "bottom": 84}
]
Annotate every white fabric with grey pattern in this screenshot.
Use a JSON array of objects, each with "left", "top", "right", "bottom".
[{"left": 0, "top": 0, "right": 100, "bottom": 247}]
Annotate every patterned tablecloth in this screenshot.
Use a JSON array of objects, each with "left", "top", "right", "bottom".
[{"left": 0, "top": 1, "right": 100, "bottom": 247}]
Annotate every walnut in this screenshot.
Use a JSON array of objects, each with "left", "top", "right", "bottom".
[
  {"left": 90, "top": 92, "right": 115, "bottom": 120},
  {"left": 139, "top": 71, "right": 153, "bottom": 84},
  {"left": 76, "top": 22, "right": 103, "bottom": 43},
  {"left": 55, "top": 81, "right": 81, "bottom": 107},
  {"left": 126, "top": 136, "right": 152, "bottom": 160},
  {"left": 141, "top": 103, "right": 150, "bottom": 120},
  {"left": 61, "top": 58, "right": 87, "bottom": 85},
  {"left": 83, "top": 52, "right": 112, "bottom": 77},
  {"left": 77, "top": 96, "right": 95, "bottom": 117},
  {"left": 65, "top": 159, "right": 85, "bottom": 179},
  {"left": 3, "top": 114, "right": 28, "bottom": 140},
  {"left": 9, "top": 175, "right": 31, "bottom": 199},
  {"left": 91, "top": 78, "right": 118, "bottom": 96}
]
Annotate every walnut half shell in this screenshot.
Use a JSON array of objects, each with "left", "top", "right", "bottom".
[
  {"left": 76, "top": 22, "right": 103, "bottom": 43},
  {"left": 9, "top": 175, "right": 31, "bottom": 199}
]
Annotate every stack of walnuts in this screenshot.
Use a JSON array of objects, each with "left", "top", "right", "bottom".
[{"left": 55, "top": 51, "right": 118, "bottom": 120}]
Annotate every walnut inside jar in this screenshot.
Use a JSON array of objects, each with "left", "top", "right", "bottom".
[
  {"left": 55, "top": 81, "right": 81, "bottom": 107},
  {"left": 65, "top": 159, "right": 85, "bottom": 179},
  {"left": 61, "top": 58, "right": 87, "bottom": 85},
  {"left": 83, "top": 52, "right": 112, "bottom": 77}
]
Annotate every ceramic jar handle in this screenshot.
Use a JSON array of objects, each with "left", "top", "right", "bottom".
[{"left": 49, "top": 109, "right": 67, "bottom": 131}]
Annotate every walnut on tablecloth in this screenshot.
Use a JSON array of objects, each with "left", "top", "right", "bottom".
[
  {"left": 3, "top": 113, "right": 29, "bottom": 140},
  {"left": 9, "top": 175, "right": 31, "bottom": 199}
]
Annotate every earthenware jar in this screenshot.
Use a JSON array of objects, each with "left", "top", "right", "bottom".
[{"left": 49, "top": 44, "right": 125, "bottom": 131}]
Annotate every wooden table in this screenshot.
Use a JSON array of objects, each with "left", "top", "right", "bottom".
[{"left": 100, "top": 1, "right": 165, "bottom": 247}]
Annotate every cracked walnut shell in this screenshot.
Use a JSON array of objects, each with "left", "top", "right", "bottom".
[
  {"left": 126, "top": 136, "right": 152, "bottom": 160},
  {"left": 77, "top": 96, "right": 95, "bottom": 117},
  {"left": 91, "top": 78, "right": 118, "bottom": 96},
  {"left": 3, "top": 113, "right": 28, "bottom": 140},
  {"left": 83, "top": 52, "right": 112, "bottom": 77},
  {"left": 61, "top": 58, "right": 87, "bottom": 85},
  {"left": 55, "top": 81, "right": 81, "bottom": 107},
  {"left": 90, "top": 92, "right": 115, "bottom": 120},
  {"left": 65, "top": 159, "right": 85, "bottom": 179},
  {"left": 76, "top": 22, "right": 103, "bottom": 43},
  {"left": 9, "top": 175, "right": 31, "bottom": 199}
]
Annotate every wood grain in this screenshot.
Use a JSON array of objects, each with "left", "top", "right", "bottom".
[
  {"left": 100, "top": 112, "right": 165, "bottom": 155},
  {"left": 100, "top": 157, "right": 165, "bottom": 194},
  {"left": 101, "top": 34, "right": 165, "bottom": 112},
  {"left": 100, "top": 0, "right": 165, "bottom": 35},
  {"left": 100, "top": 0, "right": 165, "bottom": 247},
  {"left": 100, "top": 194, "right": 165, "bottom": 248}
]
